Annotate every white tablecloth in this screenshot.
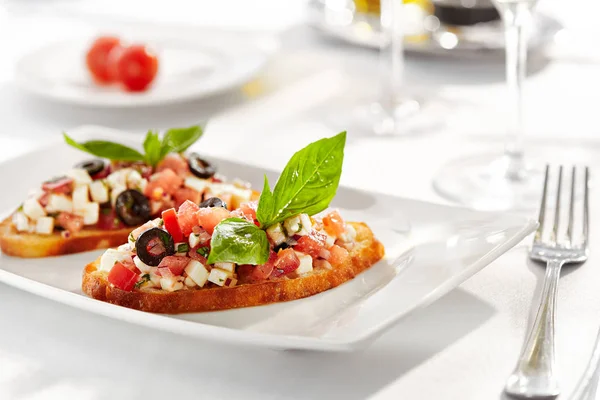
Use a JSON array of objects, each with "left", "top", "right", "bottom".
[{"left": 1, "top": 1, "right": 600, "bottom": 399}]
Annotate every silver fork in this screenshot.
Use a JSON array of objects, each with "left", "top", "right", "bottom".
[{"left": 505, "top": 165, "right": 590, "bottom": 398}]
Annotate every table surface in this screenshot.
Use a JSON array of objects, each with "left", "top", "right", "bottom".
[{"left": 2, "top": 1, "right": 600, "bottom": 399}]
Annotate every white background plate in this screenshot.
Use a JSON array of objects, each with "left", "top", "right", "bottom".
[
  {"left": 0, "top": 126, "right": 536, "bottom": 351},
  {"left": 14, "top": 32, "right": 272, "bottom": 107}
]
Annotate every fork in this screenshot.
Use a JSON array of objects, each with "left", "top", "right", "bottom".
[{"left": 505, "top": 165, "right": 590, "bottom": 398}]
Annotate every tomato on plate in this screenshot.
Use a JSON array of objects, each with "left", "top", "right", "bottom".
[
  {"left": 112, "top": 44, "right": 159, "bottom": 92},
  {"left": 86, "top": 36, "right": 122, "bottom": 84},
  {"left": 271, "top": 248, "right": 300, "bottom": 277},
  {"left": 161, "top": 208, "right": 184, "bottom": 243},
  {"left": 108, "top": 262, "right": 139, "bottom": 291}
]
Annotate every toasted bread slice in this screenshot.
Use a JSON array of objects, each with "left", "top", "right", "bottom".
[
  {"left": 82, "top": 222, "right": 385, "bottom": 313},
  {"left": 0, "top": 216, "right": 130, "bottom": 258}
]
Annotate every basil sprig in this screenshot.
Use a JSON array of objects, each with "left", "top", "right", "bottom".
[
  {"left": 207, "top": 132, "right": 346, "bottom": 265},
  {"left": 63, "top": 125, "right": 204, "bottom": 167}
]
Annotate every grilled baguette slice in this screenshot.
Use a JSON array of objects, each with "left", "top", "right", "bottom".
[{"left": 82, "top": 222, "right": 385, "bottom": 313}]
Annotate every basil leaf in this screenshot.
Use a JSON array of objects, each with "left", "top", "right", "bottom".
[
  {"left": 257, "top": 131, "right": 346, "bottom": 227},
  {"left": 143, "top": 130, "right": 162, "bottom": 167},
  {"left": 63, "top": 133, "right": 145, "bottom": 162},
  {"left": 207, "top": 218, "right": 269, "bottom": 265},
  {"left": 162, "top": 125, "right": 204, "bottom": 154}
]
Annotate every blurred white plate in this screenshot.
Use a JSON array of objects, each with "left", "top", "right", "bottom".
[
  {"left": 15, "top": 33, "right": 273, "bottom": 107},
  {"left": 0, "top": 126, "right": 536, "bottom": 352}
]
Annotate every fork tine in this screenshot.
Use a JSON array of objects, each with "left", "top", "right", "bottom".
[
  {"left": 583, "top": 167, "right": 590, "bottom": 247},
  {"left": 567, "top": 167, "right": 576, "bottom": 245},
  {"left": 535, "top": 165, "right": 550, "bottom": 243},
  {"left": 551, "top": 166, "right": 563, "bottom": 244}
]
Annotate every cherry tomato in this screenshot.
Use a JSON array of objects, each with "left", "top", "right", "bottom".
[
  {"left": 161, "top": 208, "right": 184, "bottom": 243},
  {"left": 86, "top": 36, "right": 122, "bottom": 84},
  {"left": 113, "top": 44, "right": 159, "bottom": 92},
  {"left": 107, "top": 262, "right": 139, "bottom": 291}
]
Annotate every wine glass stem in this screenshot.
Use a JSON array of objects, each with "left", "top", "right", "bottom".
[
  {"left": 500, "top": 2, "right": 532, "bottom": 176},
  {"left": 380, "top": 0, "right": 404, "bottom": 110}
]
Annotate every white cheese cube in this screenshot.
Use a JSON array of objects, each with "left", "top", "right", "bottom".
[
  {"left": 184, "top": 176, "right": 209, "bottom": 193},
  {"left": 126, "top": 170, "right": 143, "bottom": 188},
  {"left": 117, "top": 243, "right": 132, "bottom": 252},
  {"left": 339, "top": 223, "right": 357, "bottom": 242},
  {"left": 208, "top": 268, "right": 233, "bottom": 287},
  {"left": 184, "top": 276, "right": 197, "bottom": 287},
  {"left": 66, "top": 168, "right": 92, "bottom": 186},
  {"left": 189, "top": 233, "right": 201, "bottom": 248},
  {"left": 110, "top": 185, "right": 126, "bottom": 207},
  {"left": 137, "top": 179, "right": 148, "bottom": 193},
  {"left": 133, "top": 255, "right": 153, "bottom": 273},
  {"left": 75, "top": 202, "right": 99, "bottom": 225},
  {"left": 230, "top": 187, "right": 252, "bottom": 209},
  {"left": 45, "top": 194, "right": 73, "bottom": 213},
  {"left": 99, "top": 249, "right": 132, "bottom": 272},
  {"left": 23, "top": 198, "right": 46, "bottom": 220},
  {"left": 106, "top": 169, "right": 129, "bottom": 189},
  {"left": 35, "top": 216, "right": 54, "bottom": 235},
  {"left": 12, "top": 212, "right": 30, "bottom": 232},
  {"left": 149, "top": 270, "right": 161, "bottom": 286},
  {"left": 294, "top": 251, "right": 313, "bottom": 275},
  {"left": 160, "top": 277, "right": 184, "bottom": 292},
  {"left": 89, "top": 181, "right": 109, "bottom": 203},
  {"left": 214, "top": 262, "right": 235, "bottom": 273},
  {"left": 297, "top": 214, "right": 312, "bottom": 236},
  {"left": 72, "top": 185, "right": 89, "bottom": 210},
  {"left": 283, "top": 215, "right": 301, "bottom": 236},
  {"left": 266, "top": 223, "right": 286, "bottom": 245},
  {"left": 324, "top": 233, "right": 336, "bottom": 248},
  {"left": 184, "top": 260, "right": 209, "bottom": 287}
]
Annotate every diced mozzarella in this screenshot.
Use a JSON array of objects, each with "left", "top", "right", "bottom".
[
  {"left": 99, "top": 249, "right": 132, "bottom": 272},
  {"left": 35, "top": 216, "right": 54, "bottom": 235},
  {"left": 208, "top": 268, "right": 233, "bottom": 287},
  {"left": 294, "top": 251, "right": 313, "bottom": 275},
  {"left": 117, "top": 243, "right": 132, "bottom": 252},
  {"left": 297, "top": 214, "right": 312, "bottom": 236},
  {"left": 283, "top": 215, "right": 301, "bottom": 236},
  {"left": 12, "top": 212, "right": 30, "bottom": 232},
  {"left": 184, "top": 276, "right": 197, "bottom": 287},
  {"left": 184, "top": 260, "right": 209, "bottom": 287},
  {"left": 106, "top": 169, "right": 130, "bottom": 189},
  {"left": 207, "top": 183, "right": 252, "bottom": 209},
  {"left": 133, "top": 256, "right": 153, "bottom": 273},
  {"left": 110, "top": 185, "right": 126, "bottom": 207},
  {"left": 72, "top": 185, "right": 89, "bottom": 210},
  {"left": 266, "top": 223, "right": 286, "bottom": 245},
  {"left": 74, "top": 202, "right": 99, "bottom": 225},
  {"left": 45, "top": 194, "right": 73, "bottom": 213},
  {"left": 339, "top": 224, "right": 357, "bottom": 242},
  {"left": 324, "top": 233, "right": 336, "bottom": 248},
  {"left": 89, "top": 181, "right": 109, "bottom": 203},
  {"left": 126, "top": 170, "right": 143, "bottom": 188},
  {"left": 184, "top": 176, "right": 209, "bottom": 193},
  {"left": 160, "top": 276, "right": 184, "bottom": 292},
  {"left": 149, "top": 270, "right": 161, "bottom": 286},
  {"left": 189, "top": 233, "right": 201, "bottom": 248},
  {"left": 23, "top": 198, "right": 46, "bottom": 220},
  {"left": 66, "top": 168, "right": 92, "bottom": 186},
  {"left": 137, "top": 179, "right": 148, "bottom": 192},
  {"left": 214, "top": 262, "right": 235, "bottom": 273}
]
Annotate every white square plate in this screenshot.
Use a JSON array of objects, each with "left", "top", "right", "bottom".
[{"left": 0, "top": 126, "right": 536, "bottom": 352}]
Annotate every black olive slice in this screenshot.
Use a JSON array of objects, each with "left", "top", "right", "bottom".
[
  {"left": 115, "top": 189, "right": 151, "bottom": 226},
  {"left": 199, "top": 197, "right": 227, "bottom": 209},
  {"left": 75, "top": 159, "right": 105, "bottom": 176},
  {"left": 135, "top": 228, "right": 175, "bottom": 266},
  {"left": 188, "top": 153, "right": 216, "bottom": 179}
]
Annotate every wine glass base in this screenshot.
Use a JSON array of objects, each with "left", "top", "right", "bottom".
[{"left": 433, "top": 153, "right": 545, "bottom": 212}]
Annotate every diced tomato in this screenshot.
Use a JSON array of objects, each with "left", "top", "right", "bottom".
[
  {"left": 293, "top": 232, "right": 326, "bottom": 259},
  {"left": 238, "top": 251, "right": 277, "bottom": 283},
  {"left": 233, "top": 201, "right": 258, "bottom": 224},
  {"left": 271, "top": 248, "right": 300, "bottom": 277},
  {"left": 107, "top": 262, "right": 139, "bottom": 291},
  {"left": 42, "top": 177, "right": 73, "bottom": 194},
  {"left": 161, "top": 208, "right": 184, "bottom": 242},
  {"left": 56, "top": 212, "right": 84, "bottom": 233},
  {"left": 157, "top": 256, "right": 189, "bottom": 276},
  {"left": 157, "top": 267, "right": 174, "bottom": 278},
  {"left": 196, "top": 207, "right": 231, "bottom": 234},
  {"left": 91, "top": 165, "right": 111, "bottom": 180},
  {"left": 96, "top": 208, "right": 126, "bottom": 230},
  {"left": 328, "top": 244, "right": 350, "bottom": 266},
  {"left": 323, "top": 210, "right": 346, "bottom": 237},
  {"left": 119, "top": 257, "right": 140, "bottom": 274},
  {"left": 188, "top": 246, "right": 209, "bottom": 263},
  {"left": 143, "top": 168, "right": 182, "bottom": 197},
  {"left": 177, "top": 200, "right": 200, "bottom": 235},
  {"left": 38, "top": 193, "right": 50, "bottom": 207},
  {"left": 173, "top": 187, "right": 201, "bottom": 209},
  {"left": 157, "top": 154, "right": 189, "bottom": 176}
]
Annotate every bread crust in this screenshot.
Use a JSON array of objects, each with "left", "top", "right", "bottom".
[
  {"left": 82, "top": 222, "right": 385, "bottom": 313},
  {"left": 0, "top": 217, "right": 130, "bottom": 258}
]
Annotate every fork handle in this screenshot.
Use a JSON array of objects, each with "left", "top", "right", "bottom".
[
  {"left": 505, "top": 259, "right": 564, "bottom": 398},
  {"left": 568, "top": 327, "right": 600, "bottom": 400}
]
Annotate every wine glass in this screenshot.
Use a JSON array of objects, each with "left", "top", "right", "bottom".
[{"left": 432, "top": 0, "right": 540, "bottom": 211}]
